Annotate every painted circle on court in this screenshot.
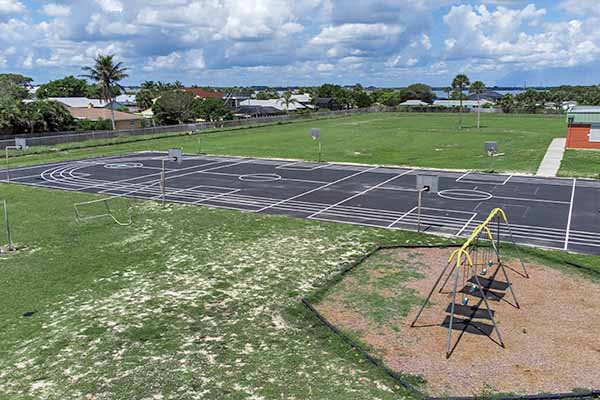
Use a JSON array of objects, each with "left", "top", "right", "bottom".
[
  {"left": 437, "top": 189, "right": 493, "bottom": 201},
  {"left": 239, "top": 173, "right": 282, "bottom": 182},
  {"left": 104, "top": 162, "right": 144, "bottom": 169}
]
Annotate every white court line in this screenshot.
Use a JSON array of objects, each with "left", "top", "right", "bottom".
[
  {"left": 276, "top": 161, "right": 330, "bottom": 171},
  {"left": 502, "top": 174, "right": 513, "bottom": 185},
  {"left": 456, "top": 170, "right": 471, "bottom": 182},
  {"left": 564, "top": 178, "right": 577, "bottom": 250},
  {"left": 456, "top": 213, "right": 478, "bottom": 237},
  {"left": 387, "top": 207, "right": 417, "bottom": 228},
  {"left": 193, "top": 189, "right": 242, "bottom": 204},
  {"left": 255, "top": 166, "right": 379, "bottom": 213},
  {"left": 308, "top": 169, "right": 415, "bottom": 219}
]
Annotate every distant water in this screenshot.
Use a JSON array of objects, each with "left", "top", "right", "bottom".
[{"left": 432, "top": 89, "right": 528, "bottom": 99}]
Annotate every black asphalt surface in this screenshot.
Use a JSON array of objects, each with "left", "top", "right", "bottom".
[{"left": 3, "top": 152, "right": 600, "bottom": 255}]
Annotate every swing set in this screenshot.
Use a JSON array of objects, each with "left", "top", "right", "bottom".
[{"left": 410, "top": 208, "right": 529, "bottom": 358}]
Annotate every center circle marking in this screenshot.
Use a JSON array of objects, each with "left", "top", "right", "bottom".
[
  {"left": 239, "top": 173, "right": 282, "bottom": 182},
  {"left": 437, "top": 189, "right": 493, "bottom": 201}
]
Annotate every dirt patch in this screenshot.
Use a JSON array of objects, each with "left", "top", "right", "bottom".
[{"left": 316, "top": 247, "right": 600, "bottom": 397}]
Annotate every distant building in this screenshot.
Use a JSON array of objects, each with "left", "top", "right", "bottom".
[
  {"left": 566, "top": 106, "right": 600, "bottom": 149},
  {"left": 68, "top": 108, "right": 143, "bottom": 130},
  {"left": 46, "top": 97, "right": 112, "bottom": 108},
  {"left": 234, "top": 105, "right": 284, "bottom": 118},
  {"left": 182, "top": 87, "right": 225, "bottom": 99},
  {"left": 315, "top": 97, "right": 337, "bottom": 110},
  {"left": 239, "top": 99, "right": 306, "bottom": 112},
  {"left": 400, "top": 100, "right": 429, "bottom": 107},
  {"left": 467, "top": 90, "right": 503, "bottom": 102},
  {"left": 433, "top": 99, "right": 493, "bottom": 109}
]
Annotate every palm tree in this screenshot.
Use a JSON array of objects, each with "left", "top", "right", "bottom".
[
  {"left": 280, "top": 91, "right": 299, "bottom": 112},
  {"left": 469, "top": 81, "right": 486, "bottom": 129},
  {"left": 444, "top": 86, "right": 452, "bottom": 100},
  {"left": 81, "top": 54, "right": 128, "bottom": 130},
  {"left": 452, "top": 74, "right": 470, "bottom": 129}
]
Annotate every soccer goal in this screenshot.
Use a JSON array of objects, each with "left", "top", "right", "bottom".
[{"left": 74, "top": 196, "right": 133, "bottom": 226}]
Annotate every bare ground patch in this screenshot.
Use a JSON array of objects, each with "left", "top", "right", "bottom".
[{"left": 316, "top": 247, "right": 600, "bottom": 397}]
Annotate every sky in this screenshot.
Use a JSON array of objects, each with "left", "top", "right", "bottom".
[{"left": 1, "top": 0, "right": 600, "bottom": 87}]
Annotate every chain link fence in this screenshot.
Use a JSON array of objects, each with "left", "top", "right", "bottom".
[{"left": 0, "top": 106, "right": 392, "bottom": 150}]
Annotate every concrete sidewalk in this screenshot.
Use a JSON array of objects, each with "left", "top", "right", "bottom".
[{"left": 537, "top": 138, "right": 566, "bottom": 177}]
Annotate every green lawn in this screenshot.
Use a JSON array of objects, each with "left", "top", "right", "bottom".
[
  {"left": 558, "top": 149, "right": 600, "bottom": 179},
  {"left": 6, "top": 112, "right": 566, "bottom": 174},
  {"left": 1, "top": 174, "right": 598, "bottom": 398}
]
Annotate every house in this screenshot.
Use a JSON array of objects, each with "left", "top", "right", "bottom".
[
  {"left": 433, "top": 99, "right": 493, "bottom": 109},
  {"left": 315, "top": 97, "right": 337, "bottom": 110},
  {"left": 48, "top": 97, "right": 111, "bottom": 108},
  {"left": 116, "top": 94, "right": 137, "bottom": 106},
  {"left": 68, "top": 108, "right": 143, "bottom": 130},
  {"left": 239, "top": 99, "right": 306, "bottom": 112},
  {"left": 467, "top": 90, "right": 503, "bottom": 103},
  {"left": 182, "top": 87, "right": 225, "bottom": 99},
  {"left": 566, "top": 106, "right": 600, "bottom": 149},
  {"left": 400, "top": 100, "right": 429, "bottom": 107},
  {"left": 224, "top": 93, "right": 252, "bottom": 108},
  {"left": 234, "top": 105, "right": 284, "bottom": 118}
]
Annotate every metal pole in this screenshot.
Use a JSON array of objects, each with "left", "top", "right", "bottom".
[
  {"left": 417, "top": 189, "right": 423, "bottom": 233},
  {"left": 5, "top": 147, "right": 10, "bottom": 182},
  {"left": 446, "top": 264, "right": 461, "bottom": 358},
  {"left": 3, "top": 200, "right": 13, "bottom": 251},
  {"left": 318, "top": 141, "right": 322, "bottom": 163},
  {"left": 161, "top": 159, "right": 166, "bottom": 208}
]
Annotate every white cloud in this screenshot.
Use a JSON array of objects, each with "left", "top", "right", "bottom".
[
  {"left": 0, "top": 0, "right": 24, "bottom": 14},
  {"left": 42, "top": 3, "right": 71, "bottom": 18},
  {"left": 95, "top": 0, "right": 123, "bottom": 13},
  {"left": 442, "top": 4, "right": 600, "bottom": 70},
  {"left": 144, "top": 49, "right": 206, "bottom": 71}
]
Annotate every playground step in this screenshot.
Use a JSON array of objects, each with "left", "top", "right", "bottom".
[
  {"left": 468, "top": 276, "right": 510, "bottom": 291},
  {"left": 442, "top": 316, "right": 494, "bottom": 336},
  {"left": 459, "top": 286, "right": 505, "bottom": 301},
  {"left": 445, "top": 303, "right": 495, "bottom": 320}
]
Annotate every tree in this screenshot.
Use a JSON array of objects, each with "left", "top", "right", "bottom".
[
  {"left": 256, "top": 89, "right": 279, "bottom": 100},
  {"left": 280, "top": 91, "right": 299, "bottom": 112},
  {"left": 152, "top": 90, "right": 200, "bottom": 125},
  {"left": 0, "top": 97, "right": 22, "bottom": 134},
  {"left": 444, "top": 86, "right": 452, "bottom": 100},
  {"left": 469, "top": 80, "right": 486, "bottom": 129},
  {"left": 195, "top": 98, "right": 233, "bottom": 121},
  {"left": 36, "top": 76, "right": 91, "bottom": 99},
  {"left": 351, "top": 84, "right": 374, "bottom": 108},
  {"left": 452, "top": 74, "right": 470, "bottom": 129},
  {"left": 399, "top": 83, "right": 436, "bottom": 104},
  {"left": 0, "top": 74, "right": 32, "bottom": 100},
  {"left": 81, "top": 54, "right": 129, "bottom": 130},
  {"left": 498, "top": 94, "right": 516, "bottom": 114}
]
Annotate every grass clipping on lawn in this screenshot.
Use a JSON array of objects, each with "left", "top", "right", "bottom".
[{"left": 315, "top": 247, "right": 600, "bottom": 397}]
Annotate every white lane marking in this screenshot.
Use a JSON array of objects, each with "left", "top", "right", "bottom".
[
  {"left": 456, "top": 170, "right": 471, "bottom": 182},
  {"left": 456, "top": 213, "right": 478, "bottom": 237},
  {"left": 564, "top": 178, "right": 577, "bottom": 250},
  {"left": 387, "top": 207, "right": 417, "bottom": 228},
  {"left": 255, "top": 166, "right": 379, "bottom": 213},
  {"left": 308, "top": 169, "right": 415, "bottom": 219},
  {"left": 502, "top": 174, "right": 513, "bottom": 185}
]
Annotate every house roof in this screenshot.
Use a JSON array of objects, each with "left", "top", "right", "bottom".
[
  {"left": 68, "top": 107, "right": 142, "bottom": 121},
  {"left": 400, "top": 100, "right": 429, "bottom": 106},
  {"left": 235, "top": 105, "right": 283, "bottom": 115},
  {"left": 433, "top": 100, "right": 493, "bottom": 107},
  {"left": 182, "top": 88, "right": 225, "bottom": 99},
  {"left": 240, "top": 99, "right": 306, "bottom": 111},
  {"left": 116, "top": 94, "right": 137, "bottom": 105},
  {"left": 49, "top": 97, "right": 110, "bottom": 108},
  {"left": 291, "top": 94, "right": 312, "bottom": 103}
]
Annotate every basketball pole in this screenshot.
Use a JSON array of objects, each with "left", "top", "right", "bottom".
[{"left": 3, "top": 200, "right": 14, "bottom": 251}]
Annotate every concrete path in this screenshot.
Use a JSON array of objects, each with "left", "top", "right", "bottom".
[{"left": 537, "top": 138, "right": 566, "bottom": 177}]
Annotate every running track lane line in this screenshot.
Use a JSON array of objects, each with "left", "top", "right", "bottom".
[
  {"left": 255, "top": 166, "right": 380, "bottom": 213},
  {"left": 307, "top": 169, "right": 415, "bottom": 219},
  {"left": 564, "top": 178, "right": 577, "bottom": 250}
]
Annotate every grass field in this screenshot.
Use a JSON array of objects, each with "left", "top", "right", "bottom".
[
  {"left": 2, "top": 177, "right": 599, "bottom": 397},
  {"left": 558, "top": 149, "right": 600, "bottom": 179},
  {"left": 6, "top": 112, "right": 566, "bottom": 174}
]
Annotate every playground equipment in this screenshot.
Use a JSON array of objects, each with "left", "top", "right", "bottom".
[{"left": 410, "top": 208, "right": 528, "bottom": 358}]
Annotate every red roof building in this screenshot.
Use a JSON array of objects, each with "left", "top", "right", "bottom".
[{"left": 182, "top": 88, "right": 224, "bottom": 99}]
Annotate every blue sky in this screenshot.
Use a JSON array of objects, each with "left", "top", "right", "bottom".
[{"left": 1, "top": 0, "right": 600, "bottom": 87}]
